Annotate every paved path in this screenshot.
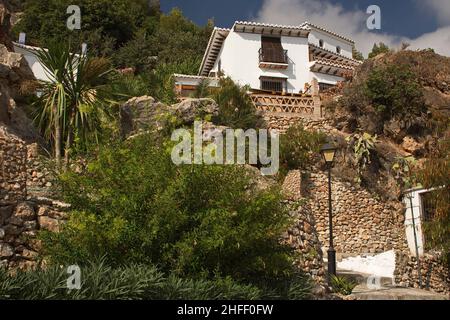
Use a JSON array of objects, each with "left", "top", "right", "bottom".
[{"left": 350, "top": 284, "right": 448, "bottom": 300}]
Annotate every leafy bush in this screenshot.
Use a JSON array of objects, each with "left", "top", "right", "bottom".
[
  {"left": 40, "top": 134, "right": 295, "bottom": 283},
  {"left": 368, "top": 42, "right": 390, "bottom": 59},
  {"left": 108, "top": 72, "right": 151, "bottom": 101},
  {"left": 213, "top": 78, "right": 265, "bottom": 130},
  {"left": 346, "top": 132, "right": 378, "bottom": 185},
  {"left": 330, "top": 275, "right": 357, "bottom": 296},
  {"left": 417, "top": 133, "right": 450, "bottom": 262},
  {"left": 365, "top": 64, "right": 426, "bottom": 122},
  {"left": 0, "top": 260, "right": 263, "bottom": 300},
  {"left": 279, "top": 124, "right": 327, "bottom": 173}
]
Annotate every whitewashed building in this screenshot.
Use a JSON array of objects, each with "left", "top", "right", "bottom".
[{"left": 175, "top": 21, "right": 361, "bottom": 98}]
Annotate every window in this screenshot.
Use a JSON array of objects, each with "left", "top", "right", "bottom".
[
  {"left": 319, "top": 82, "right": 335, "bottom": 92},
  {"left": 336, "top": 46, "right": 341, "bottom": 54},
  {"left": 319, "top": 39, "right": 324, "bottom": 48},
  {"left": 260, "top": 37, "right": 287, "bottom": 63},
  {"left": 260, "top": 77, "right": 286, "bottom": 92},
  {"left": 218, "top": 59, "right": 222, "bottom": 73}
]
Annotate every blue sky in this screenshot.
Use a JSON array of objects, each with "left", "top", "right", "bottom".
[{"left": 161, "top": 0, "right": 450, "bottom": 56}]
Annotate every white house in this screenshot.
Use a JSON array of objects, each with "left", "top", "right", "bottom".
[
  {"left": 175, "top": 21, "right": 361, "bottom": 97},
  {"left": 13, "top": 39, "right": 85, "bottom": 83},
  {"left": 13, "top": 42, "right": 52, "bottom": 82}
]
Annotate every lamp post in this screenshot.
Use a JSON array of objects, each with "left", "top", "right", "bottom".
[{"left": 320, "top": 143, "right": 338, "bottom": 284}]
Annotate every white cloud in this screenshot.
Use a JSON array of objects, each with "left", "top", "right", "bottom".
[
  {"left": 418, "top": 0, "right": 450, "bottom": 25},
  {"left": 255, "top": 0, "right": 450, "bottom": 57}
]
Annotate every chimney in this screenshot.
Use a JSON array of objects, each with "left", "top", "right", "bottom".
[{"left": 18, "top": 32, "right": 26, "bottom": 45}]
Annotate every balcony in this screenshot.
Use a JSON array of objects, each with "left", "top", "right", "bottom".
[{"left": 258, "top": 48, "right": 288, "bottom": 69}]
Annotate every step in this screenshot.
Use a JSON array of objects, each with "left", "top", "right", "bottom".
[{"left": 350, "top": 285, "right": 448, "bottom": 300}]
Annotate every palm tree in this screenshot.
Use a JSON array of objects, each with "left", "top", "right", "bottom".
[{"left": 32, "top": 42, "right": 114, "bottom": 168}]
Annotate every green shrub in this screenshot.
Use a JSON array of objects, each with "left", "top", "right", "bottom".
[
  {"left": 330, "top": 275, "right": 357, "bottom": 296},
  {"left": 365, "top": 64, "right": 426, "bottom": 122},
  {"left": 40, "top": 134, "right": 295, "bottom": 283},
  {"left": 213, "top": 78, "right": 265, "bottom": 130},
  {"left": 0, "top": 261, "right": 264, "bottom": 300},
  {"left": 346, "top": 132, "right": 378, "bottom": 185},
  {"left": 279, "top": 124, "right": 327, "bottom": 173}
]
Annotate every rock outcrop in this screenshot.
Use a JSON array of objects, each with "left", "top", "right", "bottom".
[{"left": 120, "top": 96, "right": 219, "bottom": 138}]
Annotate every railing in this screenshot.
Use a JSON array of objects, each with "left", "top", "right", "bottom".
[
  {"left": 259, "top": 48, "right": 288, "bottom": 64},
  {"left": 250, "top": 94, "right": 321, "bottom": 117}
]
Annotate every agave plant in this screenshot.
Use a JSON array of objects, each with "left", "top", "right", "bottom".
[{"left": 32, "top": 41, "right": 114, "bottom": 168}]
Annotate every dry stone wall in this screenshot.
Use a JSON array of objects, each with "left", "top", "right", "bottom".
[
  {"left": 395, "top": 251, "right": 449, "bottom": 295},
  {"left": 305, "top": 171, "right": 407, "bottom": 255},
  {"left": 264, "top": 112, "right": 333, "bottom": 134},
  {"left": 0, "top": 126, "right": 67, "bottom": 270}
]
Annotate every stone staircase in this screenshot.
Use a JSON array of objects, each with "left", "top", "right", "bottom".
[{"left": 337, "top": 270, "right": 448, "bottom": 300}]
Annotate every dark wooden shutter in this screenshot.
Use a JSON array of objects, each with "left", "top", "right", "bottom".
[{"left": 261, "top": 37, "right": 284, "bottom": 63}]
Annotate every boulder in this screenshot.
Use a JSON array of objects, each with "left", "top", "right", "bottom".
[
  {"left": 120, "top": 96, "right": 172, "bottom": 137},
  {"left": 172, "top": 98, "right": 219, "bottom": 123},
  {"left": 38, "top": 216, "right": 60, "bottom": 232},
  {"left": 120, "top": 96, "right": 220, "bottom": 138}
]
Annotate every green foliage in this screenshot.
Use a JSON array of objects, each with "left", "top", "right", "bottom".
[
  {"left": 40, "top": 134, "right": 295, "bottom": 283},
  {"left": 108, "top": 72, "right": 151, "bottom": 102},
  {"left": 213, "top": 78, "right": 265, "bottom": 130},
  {"left": 346, "top": 132, "right": 378, "bottom": 184},
  {"left": 352, "top": 47, "right": 365, "bottom": 61},
  {"left": 368, "top": 42, "right": 390, "bottom": 59},
  {"left": 330, "top": 275, "right": 357, "bottom": 296},
  {"left": 417, "top": 134, "right": 450, "bottom": 261},
  {"left": 14, "top": 0, "right": 152, "bottom": 57},
  {"left": 151, "top": 8, "right": 213, "bottom": 66},
  {"left": 391, "top": 156, "right": 417, "bottom": 188},
  {"left": 192, "top": 79, "right": 212, "bottom": 99},
  {"left": 33, "top": 41, "right": 115, "bottom": 166},
  {"left": 279, "top": 124, "right": 327, "bottom": 173},
  {"left": 0, "top": 260, "right": 263, "bottom": 300},
  {"left": 365, "top": 64, "right": 426, "bottom": 122}
]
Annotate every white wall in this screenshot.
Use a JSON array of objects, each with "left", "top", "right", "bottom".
[
  {"left": 310, "top": 72, "right": 344, "bottom": 85},
  {"left": 13, "top": 45, "right": 51, "bottom": 82},
  {"left": 403, "top": 189, "right": 427, "bottom": 256},
  {"left": 308, "top": 29, "right": 353, "bottom": 59},
  {"left": 215, "top": 30, "right": 311, "bottom": 93}
]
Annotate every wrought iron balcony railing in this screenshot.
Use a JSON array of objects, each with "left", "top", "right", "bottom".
[{"left": 259, "top": 48, "right": 288, "bottom": 64}]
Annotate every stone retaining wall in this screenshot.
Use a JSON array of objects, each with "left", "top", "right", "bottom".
[
  {"left": 305, "top": 171, "right": 407, "bottom": 255},
  {"left": 263, "top": 112, "right": 333, "bottom": 134},
  {"left": 395, "top": 251, "right": 449, "bottom": 295},
  {"left": 0, "top": 126, "right": 67, "bottom": 270}
]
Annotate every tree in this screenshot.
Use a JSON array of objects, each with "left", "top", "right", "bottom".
[
  {"left": 352, "top": 47, "right": 365, "bottom": 61},
  {"left": 13, "top": 0, "right": 152, "bottom": 57},
  {"left": 213, "top": 78, "right": 265, "bottom": 130},
  {"left": 149, "top": 8, "right": 213, "bottom": 67},
  {"left": 33, "top": 41, "right": 114, "bottom": 167},
  {"left": 368, "top": 42, "right": 390, "bottom": 59}
]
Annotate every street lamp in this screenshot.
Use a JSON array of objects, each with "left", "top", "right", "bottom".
[{"left": 320, "top": 142, "right": 338, "bottom": 284}]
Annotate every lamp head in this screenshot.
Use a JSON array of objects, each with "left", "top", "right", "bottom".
[{"left": 320, "top": 142, "right": 338, "bottom": 164}]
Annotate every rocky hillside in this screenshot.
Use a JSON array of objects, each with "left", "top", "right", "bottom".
[
  {"left": 321, "top": 50, "right": 450, "bottom": 199},
  {"left": 0, "top": 0, "right": 38, "bottom": 142}
]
